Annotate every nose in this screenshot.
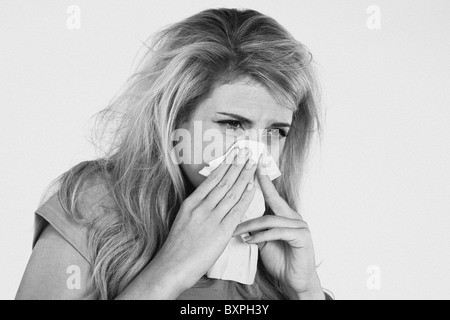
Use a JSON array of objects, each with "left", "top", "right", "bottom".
[
  {"left": 234, "top": 127, "right": 267, "bottom": 144},
  {"left": 233, "top": 128, "right": 277, "bottom": 161}
]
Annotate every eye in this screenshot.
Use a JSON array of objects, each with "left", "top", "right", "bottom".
[
  {"left": 217, "top": 120, "right": 244, "bottom": 131},
  {"left": 265, "top": 128, "right": 287, "bottom": 138},
  {"left": 216, "top": 120, "right": 288, "bottom": 138}
]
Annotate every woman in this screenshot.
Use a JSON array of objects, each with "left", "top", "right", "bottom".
[{"left": 16, "top": 8, "right": 329, "bottom": 300}]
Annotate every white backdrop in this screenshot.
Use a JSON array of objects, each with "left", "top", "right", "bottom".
[{"left": 1, "top": 0, "right": 449, "bottom": 300}]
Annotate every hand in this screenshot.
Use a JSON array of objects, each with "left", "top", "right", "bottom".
[
  {"left": 151, "top": 146, "right": 258, "bottom": 293},
  {"left": 233, "top": 154, "right": 324, "bottom": 299}
]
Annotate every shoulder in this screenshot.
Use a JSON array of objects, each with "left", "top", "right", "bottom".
[
  {"left": 33, "top": 172, "right": 115, "bottom": 264},
  {"left": 18, "top": 166, "right": 115, "bottom": 299},
  {"left": 36, "top": 176, "right": 111, "bottom": 220},
  {"left": 73, "top": 173, "right": 115, "bottom": 221}
]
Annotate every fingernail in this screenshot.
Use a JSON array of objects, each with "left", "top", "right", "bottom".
[
  {"left": 245, "top": 159, "right": 255, "bottom": 169},
  {"left": 225, "top": 148, "right": 239, "bottom": 164},
  {"left": 229, "top": 147, "right": 240, "bottom": 158},
  {"left": 257, "top": 154, "right": 264, "bottom": 166},
  {"left": 234, "top": 148, "right": 246, "bottom": 164},
  {"left": 243, "top": 236, "right": 253, "bottom": 242}
]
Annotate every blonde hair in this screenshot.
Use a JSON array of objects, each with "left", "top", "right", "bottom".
[{"left": 41, "top": 8, "right": 322, "bottom": 299}]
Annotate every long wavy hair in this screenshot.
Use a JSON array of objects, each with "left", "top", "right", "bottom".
[{"left": 40, "top": 8, "right": 322, "bottom": 300}]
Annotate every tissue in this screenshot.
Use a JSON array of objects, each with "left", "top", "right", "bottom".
[{"left": 198, "top": 139, "right": 281, "bottom": 285}]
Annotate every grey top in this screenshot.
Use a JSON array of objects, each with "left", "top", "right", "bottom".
[{"left": 32, "top": 179, "right": 246, "bottom": 300}]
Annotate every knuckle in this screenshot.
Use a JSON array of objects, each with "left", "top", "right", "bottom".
[
  {"left": 230, "top": 208, "right": 242, "bottom": 217},
  {"left": 181, "top": 198, "right": 194, "bottom": 211},
  {"left": 298, "top": 228, "right": 311, "bottom": 238},
  {"left": 209, "top": 172, "right": 221, "bottom": 183},
  {"left": 218, "top": 180, "right": 232, "bottom": 190},
  {"left": 232, "top": 158, "right": 243, "bottom": 167},
  {"left": 293, "top": 219, "right": 305, "bottom": 228},
  {"left": 243, "top": 188, "right": 256, "bottom": 200},
  {"left": 191, "top": 207, "right": 205, "bottom": 217},
  {"left": 274, "top": 228, "right": 283, "bottom": 237},
  {"left": 225, "top": 192, "right": 238, "bottom": 201}
]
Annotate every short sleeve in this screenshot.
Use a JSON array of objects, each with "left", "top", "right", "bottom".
[
  {"left": 33, "top": 178, "right": 112, "bottom": 265},
  {"left": 33, "top": 192, "right": 91, "bottom": 264}
]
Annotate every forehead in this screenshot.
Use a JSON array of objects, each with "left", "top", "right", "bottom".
[{"left": 194, "top": 80, "right": 293, "bottom": 123}]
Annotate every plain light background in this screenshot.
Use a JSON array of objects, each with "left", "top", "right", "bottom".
[{"left": 1, "top": 0, "right": 449, "bottom": 300}]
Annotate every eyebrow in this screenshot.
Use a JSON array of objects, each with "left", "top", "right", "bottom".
[{"left": 216, "top": 112, "right": 292, "bottom": 128}]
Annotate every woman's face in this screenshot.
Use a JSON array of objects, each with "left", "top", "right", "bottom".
[{"left": 176, "top": 77, "right": 293, "bottom": 190}]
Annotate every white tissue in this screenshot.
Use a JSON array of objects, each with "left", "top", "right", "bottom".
[{"left": 198, "top": 139, "right": 281, "bottom": 285}]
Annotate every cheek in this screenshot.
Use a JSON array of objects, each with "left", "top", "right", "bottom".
[
  {"left": 177, "top": 130, "right": 233, "bottom": 188},
  {"left": 202, "top": 128, "right": 242, "bottom": 164},
  {"left": 179, "top": 163, "right": 206, "bottom": 188}
]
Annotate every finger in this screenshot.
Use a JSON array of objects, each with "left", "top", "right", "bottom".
[
  {"left": 188, "top": 146, "right": 241, "bottom": 203},
  {"left": 212, "top": 156, "right": 258, "bottom": 220},
  {"left": 232, "top": 215, "right": 308, "bottom": 237},
  {"left": 243, "top": 227, "right": 310, "bottom": 249},
  {"left": 256, "top": 157, "right": 302, "bottom": 220},
  {"left": 220, "top": 178, "right": 257, "bottom": 231},
  {"left": 203, "top": 147, "right": 254, "bottom": 210}
]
